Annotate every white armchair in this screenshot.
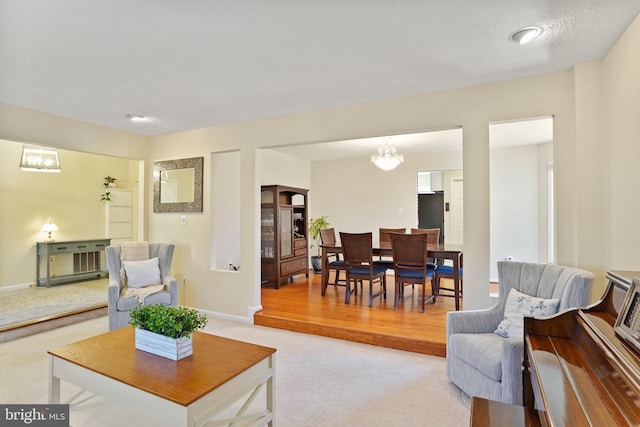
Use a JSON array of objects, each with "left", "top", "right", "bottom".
[
  {"left": 106, "top": 243, "right": 178, "bottom": 330},
  {"left": 446, "top": 261, "right": 594, "bottom": 405}
]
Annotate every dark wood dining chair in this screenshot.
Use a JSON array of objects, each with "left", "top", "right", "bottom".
[
  {"left": 376, "top": 227, "right": 406, "bottom": 270},
  {"left": 390, "top": 233, "right": 437, "bottom": 312},
  {"left": 319, "top": 227, "right": 345, "bottom": 287},
  {"left": 340, "top": 232, "right": 387, "bottom": 306},
  {"left": 410, "top": 228, "right": 440, "bottom": 270},
  {"left": 434, "top": 253, "right": 463, "bottom": 300}
]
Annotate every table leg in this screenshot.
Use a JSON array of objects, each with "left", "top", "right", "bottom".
[
  {"left": 321, "top": 247, "right": 329, "bottom": 296},
  {"left": 453, "top": 255, "right": 460, "bottom": 311},
  {"left": 48, "top": 356, "right": 60, "bottom": 404},
  {"left": 267, "top": 355, "right": 275, "bottom": 426}
]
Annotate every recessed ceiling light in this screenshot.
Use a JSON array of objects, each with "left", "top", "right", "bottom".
[
  {"left": 126, "top": 114, "right": 151, "bottom": 122},
  {"left": 509, "top": 26, "right": 543, "bottom": 45}
]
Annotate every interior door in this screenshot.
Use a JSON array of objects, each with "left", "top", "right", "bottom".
[{"left": 449, "top": 178, "right": 464, "bottom": 245}]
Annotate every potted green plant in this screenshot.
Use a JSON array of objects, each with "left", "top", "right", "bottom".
[
  {"left": 129, "top": 304, "right": 208, "bottom": 360},
  {"left": 308, "top": 215, "right": 330, "bottom": 273},
  {"left": 100, "top": 176, "right": 117, "bottom": 201}
]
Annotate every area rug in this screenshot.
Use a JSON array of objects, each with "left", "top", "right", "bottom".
[
  {"left": 0, "top": 284, "right": 107, "bottom": 327},
  {"left": 0, "top": 316, "right": 471, "bottom": 426}
]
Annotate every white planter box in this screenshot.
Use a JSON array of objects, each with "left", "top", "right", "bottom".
[{"left": 134, "top": 328, "right": 193, "bottom": 361}]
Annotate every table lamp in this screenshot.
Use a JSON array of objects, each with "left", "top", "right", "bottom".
[{"left": 42, "top": 222, "right": 58, "bottom": 242}]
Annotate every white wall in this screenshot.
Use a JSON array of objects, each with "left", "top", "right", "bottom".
[
  {"left": 490, "top": 144, "right": 540, "bottom": 281},
  {"left": 309, "top": 151, "right": 463, "bottom": 247},
  {"left": 261, "top": 149, "right": 311, "bottom": 188}
]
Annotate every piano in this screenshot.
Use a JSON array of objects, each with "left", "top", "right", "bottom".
[{"left": 470, "top": 270, "right": 640, "bottom": 426}]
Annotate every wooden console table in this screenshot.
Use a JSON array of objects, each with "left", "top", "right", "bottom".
[
  {"left": 48, "top": 328, "right": 276, "bottom": 426},
  {"left": 36, "top": 239, "right": 110, "bottom": 287}
]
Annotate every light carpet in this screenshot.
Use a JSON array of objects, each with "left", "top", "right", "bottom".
[
  {"left": 0, "top": 285, "right": 106, "bottom": 327},
  {"left": 0, "top": 315, "right": 471, "bottom": 427}
]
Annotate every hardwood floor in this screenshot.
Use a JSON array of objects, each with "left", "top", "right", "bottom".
[{"left": 255, "top": 271, "right": 463, "bottom": 357}]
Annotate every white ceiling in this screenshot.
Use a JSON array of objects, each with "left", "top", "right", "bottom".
[
  {"left": 1, "top": 1, "right": 638, "bottom": 140},
  {"left": 273, "top": 116, "right": 553, "bottom": 161}
]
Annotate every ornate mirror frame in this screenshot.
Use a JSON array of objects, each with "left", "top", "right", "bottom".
[{"left": 153, "top": 156, "right": 204, "bottom": 213}]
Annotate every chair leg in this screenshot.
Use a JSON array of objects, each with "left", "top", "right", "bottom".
[
  {"left": 431, "top": 279, "right": 438, "bottom": 304},
  {"left": 394, "top": 279, "right": 401, "bottom": 309},
  {"left": 345, "top": 278, "right": 352, "bottom": 304},
  {"left": 421, "top": 282, "right": 426, "bottom": 313},
  {"left": 382, "top": 275, "right": 387, "bottom": 299}
]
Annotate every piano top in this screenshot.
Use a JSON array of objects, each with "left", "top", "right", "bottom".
[{"left": 525, "top": 281, "right": 640, "bottom": 426}]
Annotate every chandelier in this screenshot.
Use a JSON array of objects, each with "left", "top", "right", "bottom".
[{"left": 371, "top": 139, "right": 404, "bottom": 171}]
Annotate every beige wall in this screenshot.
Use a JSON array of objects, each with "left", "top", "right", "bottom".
[
  {"left": 149, "top": 69, "right": 576, "bottom": 316},
  {"left": 0, "top": 104, "right": 148, "bottom": 160},
  {"left": 602, "top": 15, "right": 640, "bottom": 274}
]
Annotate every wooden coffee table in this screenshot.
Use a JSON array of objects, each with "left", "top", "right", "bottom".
[{"left": 48, "top": 327, "right": 276, "bottom": 426}]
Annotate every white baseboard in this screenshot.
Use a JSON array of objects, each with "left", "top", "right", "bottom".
[
  {"left": 183, "top": 306, "right": 254, "bottom": 324},
  {"left": 0, "top": 282, "right": 34, "bottom": 292}
]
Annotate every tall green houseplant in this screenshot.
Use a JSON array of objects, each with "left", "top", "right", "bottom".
[{"left": 308, "top": 216, "right": 330, "bottom": 272}]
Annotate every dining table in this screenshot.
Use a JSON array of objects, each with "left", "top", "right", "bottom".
[{"left": 320, "top": 242, "right": 464, "bottom": 310}]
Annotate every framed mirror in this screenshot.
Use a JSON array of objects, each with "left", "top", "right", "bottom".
[{"left": 153, "top": 157, "right": 203, "bottom": 213}]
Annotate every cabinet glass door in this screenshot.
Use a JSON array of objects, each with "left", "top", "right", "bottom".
[
  {"left": 261, "top": 207, "right": 275, "bottom": 258},
  {"left": 280, "top": 207, "right": 292, "bottom": 257}
]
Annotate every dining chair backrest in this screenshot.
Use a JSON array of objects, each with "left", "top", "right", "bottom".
[
  {"left": 320, "top": 227, "right": 337, "bottom": 246},
  {"left": 390, "top": 233, "right": 429, "bottom": 271},
  {"left": 410, "top": 228, "right": 440, "bottom": 247},
  {"left": 340, "top": 232, "right": 374, "bottom": 266},
  {"left": 379, "top": 228, "right": 406, "bottom": 246},
  {"left": 340, "top": 232, "right": 388, "bottom": 306}
]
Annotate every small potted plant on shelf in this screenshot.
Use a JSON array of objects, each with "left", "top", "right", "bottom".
[
  {"left": 100, "top": 176, "right": 117, "bottom": 202},
  {"left": 129, "top": 304, "right": 208, "bottom": 360},
  {"left": 308, "top": 215, "right": 330, "bottom": 273}
]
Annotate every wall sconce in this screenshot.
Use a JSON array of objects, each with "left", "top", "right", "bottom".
[
  {"left": 20, "top": 145, "right": 61, "bottom": 173},
  {"left": 42, "top": 222, "right": 58, "bottom": 242}
]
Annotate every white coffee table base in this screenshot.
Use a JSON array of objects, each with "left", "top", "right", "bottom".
[{"left": 49, "top": 354, "right": 275, "bottom": 427}]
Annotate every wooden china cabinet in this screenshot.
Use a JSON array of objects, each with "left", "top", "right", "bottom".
[{"left": 260, "top": 185, "right": 308, "bottom": 288}]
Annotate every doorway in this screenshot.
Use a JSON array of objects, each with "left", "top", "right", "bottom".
[
  {"left": 449, "top": 177, "right": 464, "bottom": 245},
  {"left": 417, "top": 170, "right": 463, "bottom": 246},
  {"left": 489, "top": 116, "right": 554, "bottom": 282}
]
